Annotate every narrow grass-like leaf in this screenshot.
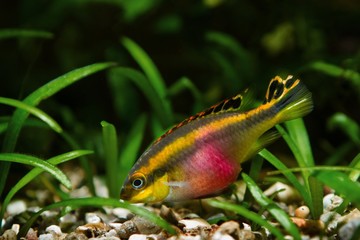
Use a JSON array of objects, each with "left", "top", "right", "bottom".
[
  {"left": 19, "top": 197, "right": 175, "bottom": 237},
  {"left": 111, "top": 67, "right": 172, "bottom": 127},
  {"left": 314, "top": 170, "right": 360, "bottom": 207},
  {"left": 167, "top": 76, "right": 204, "bottom": 113},
  {"left": 328, "top": 113, "right": 360, "bottom": 145},
  {"left": 259, "top": 149, "right": 312, "bottom": 209},
  {"left": 304, "top": 61, "right": 360, "bottom": 88},
  {"left": 118, "top": 114, "right": 147, "bottom": 186},
  {"left": 207, "top": 199, "right": 285, "bottom": 240},
  {"left": 242, "top": 173, "right": 301, "bottom": 239},
  {"left": 284, "top": 119, "right": 315, "bottom": 167},
  {"left": 244, "top": 155, "right": 263, "bottom": 202},
  {"left": 121, "top": 38, "right": 173, "bottom": 125},
  {"left": 0, "top": 29, "right": 53, "bottom": 40},
  {"left": 349, "top": 153, "right": 360, "bottom": 182},
  {"left": 121, "top": 37, "right": 167, "bottom": 98},
  {"left": 101, "top": 121, "right": 119, "bottom": 198},
  {"left": 0, "top": 97, "right": 62, "bottom": 133},
  {"left": 0, "top": 153, "right": 71, "bottom": 189},
  {"left": 0, "top": 150, "right": 93, "bottom": 228},
  {"left": 308, "top": 176, "right": 323, "bottom": 220},
  {"left": 0, "top": 62, "right": 115, "bottom": 197}
]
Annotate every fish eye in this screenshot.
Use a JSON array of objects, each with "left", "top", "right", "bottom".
[{"left": 130, "top": 173, "right": 146, "bottom": 190}]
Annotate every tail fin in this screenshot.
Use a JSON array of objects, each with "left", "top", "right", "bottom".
[{"left": 264, "top": 75, "right": 313, "bottom": 122}]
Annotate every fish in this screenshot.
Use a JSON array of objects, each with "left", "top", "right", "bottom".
[{"left": 120, "top": 75, "right": 313, "bottom": 203}]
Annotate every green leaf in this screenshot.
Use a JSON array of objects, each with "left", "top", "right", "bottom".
[
  {"left": 308, "top": 176, "right": 323, "bottom": 220},
  {"left": 0, "top": 62, "right": 116, "bottom": 197},
  {"left": 19, "top": 197, "right": 175, "bottom": 237},
  {"left": 118, "top": 114, "right": 147, "bottom": 186},
  {"left": 111, "top": 67, "right": 172, "bottom": 127},
  {"left": 0, "top": 97, "right": 62, "bottom": 133},
  {"left": 0, "top": 153, "right": 71, "bottom": 189},
  {"left": 207, "top": 199, "right": 285, "bottom": 240},
  {"left": 242, "top": 173, "right": 301, "bottom": 239},
  {"left": 349, "top": 153, "right": 360, "bottom": 182},
  {"left": 0, "top": 29, "right": 53, "bottom": 40},
  {"left": 121, "top": 38, "right": 173, "bottom": 125},
  {"left": 101, "top": 121, "right": 119, "bottom": 198},
  {"left": 167, "top": 76, "right": 204, "bottom": 113},
  {"left": 304, "top": 61, "right": 360, "bottom": 88},
  {"left": 0, "top": 150, "right": 93, "bottom": 228},
  {"left": 314, "top": 170, "right": 360, "bottom": 207},
  {"left": 328, "top": 113, "right": 360, "bottom": 145},
  {"left": 259, "top": 149, "right": 312, "bottom": 209}
]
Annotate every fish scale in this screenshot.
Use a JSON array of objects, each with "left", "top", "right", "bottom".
[{"left": 120, "top": 75, "right": 313, "bottom": 203}]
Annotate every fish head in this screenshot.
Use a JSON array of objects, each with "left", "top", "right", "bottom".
[{"left": 120, "top": 170, "right": 170, "bottom": 203}]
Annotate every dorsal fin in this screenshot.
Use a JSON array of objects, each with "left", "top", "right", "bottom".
[
  {"left": 153, "top": 92, "right": 246, "bottom": 144},
  {"left": 264, "top": 75, "right": 300, "bottom": 104}
]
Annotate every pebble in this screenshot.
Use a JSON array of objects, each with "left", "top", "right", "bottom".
[
  {"left": 60, "top": 213, "right": 78, "bottom": 229},
  {"left": 64, "top": 232, "right": 88, "bottom": 240},
  {"left": 45, "top": 224, "right": 62, "bottom": 235},
  {"left": 6, "top": 200, "right": 27, "bottom": 215},
  {"left": 0, "top": 229, "right": 17, "bottom": 240},
  {"left": 338, "top": 218, "right": 360, "bottom": 240},
  {"left": 263, "top": 182, "right": 300, "bottom": 203},
  {"left": 211, "top": 221, "right": 255, "bottom": 240},
  {"left": 25, "top": 228, "right": 38, "bottom": 240},
  {"left": 112, "top": 208, "right": 134, "bottom": 220},
  {"left": 294, "top": 205, "right": 310, "bottom": 218},
  {"left": 320, "top": 211, "right": 341, "bottom": 233},
  {"left": 10, "top": 224, "right": 19, "bottom": 235},
  {"left": 128, "top": 234, "right": 163, "bottom": 240},
  {"left": 178, "top": 218, "right": 211, "bottom": 231},
  {"left": 323, "top": 193, "right": 343, "bottom": 212},
  {"left": 38, "top": 233, "right": 55, "bottom": 240},
  {"left": 86, "top": 213, "right": 102, "bottom": 224}
]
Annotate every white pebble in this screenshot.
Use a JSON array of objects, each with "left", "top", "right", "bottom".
[
  {"left": 38, "top": 233, "right": 54, "bottom": 240},
  {"left": 60, "top": 213, "right": 77, "bottom": 224},
  {"left": 211, "top": 231, "right": 235, "bottom": 240},
  {"left": 6, "top": 200, "right": 27, "bottom": 215},
  {"left": 109, "top": 222, "right": 123, "bottom": 231},
  {"left": 105, "top": 229, "right": 118, "bottom": 237},
  {"left": 128, "top": 234, "right": 148, "bottom": 240},
  {"left": 242, "top": 222, "right": 251, "bottom": 231},
  {"left": 112, "top": 208, "right": 133, "bottom": 219},
  {"left": 11, "top": 224, "right": 20, "bottom": 235},
  {"left": 263, "top": 182, "right": 299, "bottom": 203},
  {"left": 323, "top": 193, "right": 343, "bottom": 212},
  {"left": 179, "top": 218, "right": 211, "bottom": 231},
  {"left": 86, "top": 212, "right": 101, "bottom": 223},
  {"left": 45, "top": 225, "right": 62, "bottom": 235}
]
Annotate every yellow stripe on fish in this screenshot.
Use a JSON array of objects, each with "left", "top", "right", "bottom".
[{"left": 120, "top": 75, "right": 313, "bottom": 203}]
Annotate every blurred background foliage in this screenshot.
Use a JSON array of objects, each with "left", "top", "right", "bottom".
[{"left": 0, "top": 0, "right": 359, "bottom": 188}]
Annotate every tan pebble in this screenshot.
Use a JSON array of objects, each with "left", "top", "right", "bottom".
[
  {"left": 211, "top": 221, "right": 254, "bottom": 240},
  {"left": 117, "top": 219, "right": 139, "bottom": 238},
  {"left": 76, "top": 222, "right": 110, "bottom": 238},
  {"left": 291, "top": 217, "right": 324, "bottom": 234},
  {"left": 132, "top": 216, "right": 162, "bottom": 235},
  {"left": 294, "top": 205, "right": 310, "bottom": 218},
  {"left": 0, "top": 229, "right": 17, "bottom": 240},
  {"left": 339, "top": 208, "right": 360, "bottom": 225},
  {"left": 64, "top": 232, "right": 88, "bottom": 240}
]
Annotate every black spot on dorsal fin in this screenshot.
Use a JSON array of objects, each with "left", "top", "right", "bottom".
[
  {"left": 265, "top": 75, "right": 300, "bottom": 104},
  {"left": 153, "top": 93, "right": 244, "bottom": 144}
]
